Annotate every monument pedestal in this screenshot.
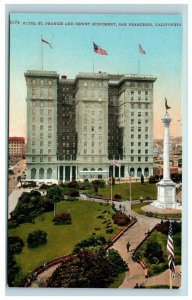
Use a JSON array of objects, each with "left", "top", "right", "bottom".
[{"left": 153, "top": 179, "right": 177, "bottom": 209}]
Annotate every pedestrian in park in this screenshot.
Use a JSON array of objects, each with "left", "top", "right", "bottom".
[
  {"left": 144, "top": 267, "right": 148, "bottom": 278},
  {"left": 126, "top": 241, "right": 131, "bottom": 252}
]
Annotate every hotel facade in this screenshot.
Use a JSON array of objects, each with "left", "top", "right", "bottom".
[{"left": 25, "top": 70, "right": 156, "bottom": 183}]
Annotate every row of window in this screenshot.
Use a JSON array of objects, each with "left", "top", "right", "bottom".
[
  {"left": 130, "top": 157, "right": 149, "bottom": 162},
  {"left": 131, "top": 141, "right": 149, "bottom": 146},
  {"left": 32, "top": 101, "right": 53, "bottom": 107},
  {"left": 31, "top": 79, "right": 53, "bottom": 85},
  {"left": 131, "top": 134, "right": 149, "bottom": 139},
  {"left": 32, "top": 109, "right": 52, "bottom": 115},
  {"left": 131, "top": 119, "right": 149, "bottom": 124},
  {"left": 131, "top": 103, "right": 149, "bottom": 109},
  {"left": 31, "top": 141, "right": 52, "bottom": 146},
  {"left": 32, "top": 156, "right": 52, "bottom": 162},
  {"left": 83, "top": 157, "right": 102, "bottom": 163},
  {"left": 83, "top": 149, "right": 102, "bottom": 154},
  {"left": 131, "top": 149, "right": 149, "bottom": 154},
  {"left": 31, "top": 117, "right": 53, "bottom": 126},
  {"left": 131, "top": 127, "right": 149, "bottom": 132}
]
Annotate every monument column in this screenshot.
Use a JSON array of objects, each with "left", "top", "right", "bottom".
[
  {"left": 163, "top": 113, "right": 171, "bottom": 180},
  {"left": 154, "top": 110, "right": 177, "bottom": 209}
]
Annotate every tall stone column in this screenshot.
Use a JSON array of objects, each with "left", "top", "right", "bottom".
[
  {"left": 154, "top": 112, "right": 177, "bottom": 209},
  {"left": 163, "top": 113, "right": 171, "bottom": 180}
]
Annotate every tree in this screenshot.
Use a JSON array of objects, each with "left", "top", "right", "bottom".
[
  {"left": 47, "top": 186, "right": 63, "bottom": 216},
  {"left": 144, "top": 241, "right": 165, "bottom": 264},
  {"left": 141, "top": 174, "right": 144, "bottom": 184},
  {"left": 27, "top": 230, "right": 47, "bottom": 248},
  {"left": 107, "top": 249, "right": 128, "bottom": 273},
  {"left": 47, "top": 249, "right": 117, "bottom": 288}
]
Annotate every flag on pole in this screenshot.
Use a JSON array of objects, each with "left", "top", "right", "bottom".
[
  {"left": 139, "top": 43, "right": 146, "bottom": 54},
  {"left": 111, "top": 160, "right": 121, "bottom": 167},
  {"left": 41, "top": 38, "right": 53, "bottom": 49},
  {"left": 93, "top": 42, "right": 108, "bottom": 55},
  {"left": 167, "top": 222, "right": 176, "bottom": 277}
]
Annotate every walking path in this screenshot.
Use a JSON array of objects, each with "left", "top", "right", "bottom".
[{"left": 111, "top": 202, "right": 181, "bottom": 288}]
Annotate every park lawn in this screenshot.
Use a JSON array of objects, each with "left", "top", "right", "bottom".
[
  {"left": 8, "top": 200, "right": 121, "bottom": 283},
  {"left": 131, "top": 202, "right": 182, "bottom": 219},
  {"left": 87, "top": 183, "right": 157, "bottom": 200},
  {"left": 137, "top": 230, "right": 181, "bottom": 277}
]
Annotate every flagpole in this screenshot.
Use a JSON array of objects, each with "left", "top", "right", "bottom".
[
  {"left": 169, "top": 269, "right": 172, "bottom": 289},
  {"left": 93, "top": 53, "right": 95, "bottom": 73},
  {"left": 138, "top": 58, "right": 140, "bottom": 74},
  {"left": 41, "top": 35, "right": 43, "bottom": 71}
]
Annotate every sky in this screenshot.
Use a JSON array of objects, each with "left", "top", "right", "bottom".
[{"left": 9, "top": 13, "right": 183, "bottom": 139}]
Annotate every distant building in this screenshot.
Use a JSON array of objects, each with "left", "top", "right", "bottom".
[
  {"left": 25, "top": 70, "right": 156, "bottom": 182},
  {"left": 9, "top": 137, "right": 25, "bottom": 159}
]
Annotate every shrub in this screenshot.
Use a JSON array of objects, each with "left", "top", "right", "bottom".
[
  {"left": 107, "top": 249, "right": 128, "bottom": 273},
  {"left": 27, "top": 230, "right": 47, "bottom": 248},
  {"left": 8, "top": 236, "right": 24, "bottom": 255},
  {"left": 114, "top": 194, "right": 122, "bottom": 200},
  {"left": 39, "top": 183, "right": 49, "bottom": 190},
  {"left": 106, "top": 228, "right": 114, "bottom": 234},
  {"left": 79, "top": 185, "right": 86, "bottom": 190},
  {"left": 112, "top": 212, "right": 130, "bottom": 226},
  {"left": 7, "top": 255, "right": 20, "bottom": 287},
  {"left": 73, "top": 235, "right": 106, "bottom": 253},
  {"left": 67, "top": 188, "right": 79, "bottom": 197},
  {"left": 67, "top": 181, "right": 78, "bottom": 189},
  {"left": 144, "top": 241, "right": 165, "bottom": 264},
  {"left": 8, "top": 219, "right": 18, "bottom": 229},
  {"left": 52, "top": 212, "right": 71, "bottom": 225},
  {"left": 156, "top": 221, "right": 181, "bottom": 235}
]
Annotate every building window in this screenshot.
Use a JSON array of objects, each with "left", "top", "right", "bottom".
[
  {"left": 91, "top": 141, "right": 94, "bottom": 146},
  {"left": 145, "top": 112, "right": 148, "bottom": 116},
  {"left": 131, "top": 157, "right": 134, "bottom": 162},
  {"left": 84, "top": 149, "right": 87, "bottom": 154},
  {"left": 145, "top": 142, "right": 148, "bottom": 146},
  {"left": 145, "top": 149, "right": 148, "bottom": 154},
  {"left": 92, "top": 126, "right": 94, "bottom": 131},
  {"left": 145, "top": 157, "right": 148, "bottom": 162},
  {"left": 32, "top": 141, "right": 35, "bottom": 146},
  {"left": 131, "top": 134, "right": 134, "bottom": 139},
  {"left": 40, "top": 149, "right": 43, "bottom": 154},
  {"left": 48, "top": 125, "right": 52, "bottom": 131},
  {"left": 48, "top": 133, "right": 52, "bottom": 138},
  {"left": 48, "top": 149, "right": 51, "bottom": 154},
  {"left": 131, "top": 149, "right": 134, "bottom": 154},
  {"left": 138, "top": 149, "right": 141, "bottom": 154},
  {"left": 32, "top": 156, "right": 35, "bottom": 162},
  {"left": 138, "top": 127, "right": 141, "bottom": 132},
  {"left": 48, "top": 110, "right": 52, "bottom": 115},
  {"left": 131, "top": 142, "right": 134, "bottom": 146},
  {"left": 138, "top": 157, "right": 141, "bottom": 162},
  {"left": 40, "top": 141, "right": 43, "bottom": 146},
  {"left": 138, "top": 119, "right": 141, "bottom": 124},
  {"left": 145, "top": 91, "right": 148, "bottom": 95},
  {"left": 40, "top": 117, "right": 44, "bottom": 122},
  {"left": 131, "top": 119, "right": 134, "bottom": 124},
  {"left": 32, "top": 117, "right": 35, "bottom": 122},
  {"left": 40, "top": 133, "right": 43, "bottom": 139},
  {"left": 145, "top": 127, "right": 148, "bottom": 132},
  {"left": 138, "top": 135, "right": 141, "bottom": 139},
  {"left": 145, "top": 119, "right": 148, "bottom": 124},
  {"left": 40, "top": 125, "right": 44, "bottom": 130},
  {"left": 145, "top": 104, "right": 148, "bottom": 108},
  {"left": 138, "top": 142, "right": 141, "bottom": 146},
  {"left": 32, "top": 87, "right": 36, "bottom": 96},
  {"left": 84, "top": 126, "right": 87, "bottom": 131},
  {"left": 145, "top": 135, "right": 148, "bottom": 139},
  {"left": 131, "top": 127, "right": 134, "bottom": 132},
  {"left": 48, "top": 141, "right": 52, "bottom": 146},
  {"left": 40, "top": 156, "right": 43, "bottom": 162},
  {"left": 48, "top": 118, "right": 52, "bottom": 123},
  {"left": 32, "top": 149, "right": 35, "bottom": 154},
  {"left": 131, "top": 112, "right": 134, "bottom": 116},
  {"left": 40, "top": 102, "right": 44, "bottom": 107},
  {"left": 138, "top": 112, "right": 141, "bottom": 117},
  {"left": 48, "top": 156, "right": 51, "bottom": 162},
  {"left": 91, "top": 149, "right": 94, "bottom": 154}
]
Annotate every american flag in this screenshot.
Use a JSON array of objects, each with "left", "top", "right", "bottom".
[
  {"left": 139, "top": 43, "right": 146, "bottom": 54},
  {"left": 41, "top": 38, "right": 53, "bottom": 49},
  {"left": 167, "top": 222, "right": 176, "bottom": 277},
  {"left": 93, "top": 42, "right": 108, "bottom": 55},
  {"left": 111, "top": 160, "right": 121, "bottom": 167}
]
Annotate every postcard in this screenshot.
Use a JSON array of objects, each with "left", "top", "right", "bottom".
[{"left": 8, "top": 12, "right": 182, "bottom": 289}]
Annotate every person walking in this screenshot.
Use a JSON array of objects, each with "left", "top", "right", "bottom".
[{"left": 126, "top": 241, "right": 131, "bottom": 252}]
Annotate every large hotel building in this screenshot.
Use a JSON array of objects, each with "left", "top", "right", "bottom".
[{"left": 25, "top": 70, "right": 156, "bottom": 182}]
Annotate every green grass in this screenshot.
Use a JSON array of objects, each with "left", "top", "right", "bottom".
[
  {"left": 8, "top": 200, "right": 121, "bottom": 283},
  {"left": 86, "top": 183, "right": 157, "bottom": 200},
  {"left": 108, "top": 272, "right": 125, "bottom": 288},
  {"left": 131, "top": 202, "right": 182, "bottom": 219},
  {"left": 137, "top": 230, "right": 181, "bottom": 277}
]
